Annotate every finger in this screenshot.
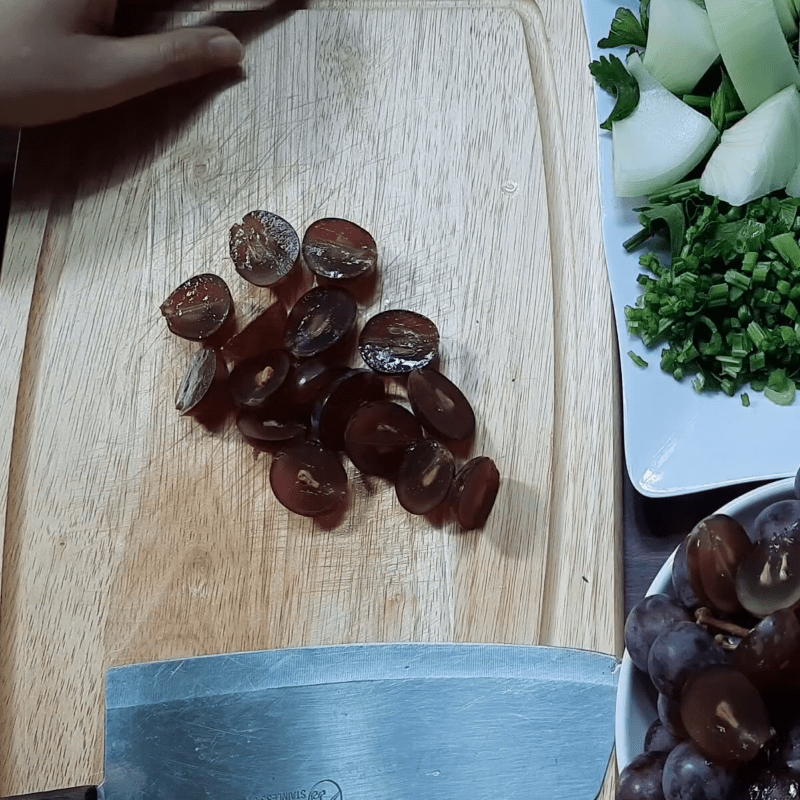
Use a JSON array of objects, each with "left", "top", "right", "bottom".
[{"left": 82, "top": 26, "right": 243, "bottom": 109}]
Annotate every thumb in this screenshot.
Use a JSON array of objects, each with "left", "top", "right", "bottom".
[{"left": 89, "top": 27, "right": 243, "bottom": 109}]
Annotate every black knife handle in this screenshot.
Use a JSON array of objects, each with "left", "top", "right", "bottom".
[{"left": 2, "top": 787, "right": 97, "bottom": 800}]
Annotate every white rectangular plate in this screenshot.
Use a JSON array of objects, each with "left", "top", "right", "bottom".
[{"left": 582, "top": 0, "right": 800, "bottom": 497}]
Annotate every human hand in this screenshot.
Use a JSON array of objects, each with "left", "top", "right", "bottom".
[{"left": 0, "top": 0, "right": 244, "bottom": 127}]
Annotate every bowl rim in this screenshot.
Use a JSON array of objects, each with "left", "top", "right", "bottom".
[{"left": 614, "top": 476, "right": 796, "bottom": 770}]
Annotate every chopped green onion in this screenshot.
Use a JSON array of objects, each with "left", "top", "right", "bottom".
[
  {"left": 741, "top": 392, "right": 751, "bottom": 407},
  {"left": 628, "top": 351, "right": 648, "bottom": 368}
]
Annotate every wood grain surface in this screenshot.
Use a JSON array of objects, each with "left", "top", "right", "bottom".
[{"left": 0, "top": 0, "right": 621, "bottom": 794}]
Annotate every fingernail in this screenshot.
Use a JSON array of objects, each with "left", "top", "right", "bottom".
[{"left": 209, "top": 34, "right": 244, "bottom": 67}]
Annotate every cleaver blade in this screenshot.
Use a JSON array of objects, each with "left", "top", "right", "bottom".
[{"left": 6, "top": 644, "right": 620, "bottom": 800}]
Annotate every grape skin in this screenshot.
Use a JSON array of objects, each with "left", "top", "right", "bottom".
[
  {"left": 625, "top": 594, "right": 691, "bottom": 673},
  {"left": 752, "top": 499, "right": 800, "bottom": 543},
  {"left": 662, "top": 741, "right": 736, "bottom": 800},
  {"left": 647, "top": 621, "right": 728, "bottom": 700},
  {"left": 618, "top": 751, "right": 668, "bottom": 800}
]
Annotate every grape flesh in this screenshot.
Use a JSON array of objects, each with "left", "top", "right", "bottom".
[
  {"left": 679, "top": 666, "right": 771, "bottom": 764},
  {"left": 694, "top": 515, "right": 752, "bottom": 615},
  {"left": 625, "top": 594, "right": 691, "bottom": 673},
  {"left": 662, "top": 741, "right": 736, "bottom": 800},
  {"left": 752, "top": 500, "right": 800, "bottom": 543}
]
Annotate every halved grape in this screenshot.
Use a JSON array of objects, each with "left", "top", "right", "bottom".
[
  {"left": 735, "top": 534, "right": 800, "bottom": 617},
  {"left": 269, "top": 441, "right": 347, "bottom": 517},
  {"left": 732, "top": 607, "right": 800, "bottom": 687},
  {"left": 284, "top": 360, "right": 348, "bottom": 416},
  {"left": 302, "top": 218, "right": 377, "bottom": 280},
  {"left": 228, "top": 349, "right": 291, "bottom": 411},
  {"left": 694, "top": 515, "right": 752, "bottom": 615},
  {"left": 396, "top": 439, "right": 455, "bottom": 515},
  {"left": 236, "top": 410, "right": 306, "bottom": 448},
  {"left": 312, "top": 369, "right": 386, "bottom": 451},
  {"left": 449, "top": 456, "right": 500, "bottom": 530},
  {"left": 752, "top": 500, "right": 800, "bottom": 543},
  {"left": 672, "top": 535, "right": 705, "bottom": 610},
  {"left": 284, "top": 286, "right": 357, "bottom": 359},
  {"left": 343, "top": 401, "right": 423, "bottom": 476},
  {"left": 407, "top": 368, "right": 475, "bottom": 441},
  {"left": 617, "top": 751, "right": 668, "bottom": 800},
  {"left": 662, "top": 740, "right": 736, "bottom": 800},
  {"left": 680, "top": 666, "right": 771, "bottom": 763},
  {"left": 648, "top": 621, "right": 728, "bottom": 699},
  {"left": 174, "top": 347, "right": 228, "bottom": 416},
  {"left": 161, "top": 273, "right": 233, "bottom": 341},
  {"left": 229, "top": 211, "right": 300, "bottom": 287},
  {"left": 624, "top": 594, "right": 691, "bottom": 673},
  {"left": 358, "top": 309, "right": 439, "bottom": 374}
]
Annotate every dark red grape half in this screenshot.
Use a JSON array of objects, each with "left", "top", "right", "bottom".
[
  {"left": 312, "top": 369, "right": 386, "bottom": 451},
  {"left": 680, "top": 666, "right": 771, "bottom": 764},
  {"left": 358, "top": 309, "right": 439, "bottom": 374},
  {"left": 284, "top": 286, "right": 357, "bottom": 359},
  {"left": 229, "top": 211, "right": 300, "bottom": 287},
  {"left": 735, "top": 534, "right": 800, "bottom": 617},
  {"left": 228, "top": 349, "right": 291, "bottom": 411},
  {"left": 161, "top": 273, "right": 233, "bottom": 341},
  {"left": 343, "top": 401, "right": 423, "bottom": 476},
  {"left": 694, "top": 515, "right": 753, "bottom": 615},
  {"left": 732, "top": 607, "right": 800, "bottom": 687},
  {"left": 407, "top": 368, "right": 475, "bottom": 441},
  {"left": 269, "top": 441, "right": 347, "bottom": 517},
  {"left": 449, "top": 456, "right": 500, "bottom": 530},
  {"left": 302, "top": 218, "right": 377, "bottom": 280},
  {"left": 236, "top": 410, "right": 306, "bottom": 448},
  {"left": 396, "top": 439, "right": 455, "bottom": 515},
  {"left": 174, "top": 347, "right": 228, "bottom": 416},
  {"left": 284, "top": 360, "right": 349, "bottom": 415}
]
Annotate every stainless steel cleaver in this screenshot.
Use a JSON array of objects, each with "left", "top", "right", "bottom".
[{"left": 5, "top": 643, "right": 620, "bottom": 800}]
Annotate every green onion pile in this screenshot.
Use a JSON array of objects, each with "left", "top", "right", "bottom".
[{"left": 624, "top": 180, "right": 800, "bottom": 406}]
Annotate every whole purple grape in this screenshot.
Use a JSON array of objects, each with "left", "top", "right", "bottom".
[
  {"left": 648, "top": 621, "right": 728, "bottom": 700},
  {"left": 625, "top": 594, "right": 691, "bottom": 673},
  {"left": 618, "top": 751, "right": 668, "bottom": 800},
  {"left": 662, "top": 741, "right": 736, "bottom": 800}
]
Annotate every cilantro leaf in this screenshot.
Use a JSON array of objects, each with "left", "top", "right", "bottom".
[
  {"left": 589, "top": 55, "right": 640, "bottom": 131},
  {"left": 597, "top": 8, "right": 647, "bottom": 48}
]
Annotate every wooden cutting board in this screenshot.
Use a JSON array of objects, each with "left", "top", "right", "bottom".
[{"left": 0, "top": 0, "right": 621, "bottom": 794}]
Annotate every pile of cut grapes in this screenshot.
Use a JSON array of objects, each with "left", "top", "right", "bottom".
[
  {"left": 619, "top": 473, "right": 800, "bottom": 800},
  {"left": 159, "top": 212, "right": 499, "bottom": 527}
]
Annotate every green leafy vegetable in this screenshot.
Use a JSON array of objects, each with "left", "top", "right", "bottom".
[
  {"left": 624, "top": 204, "right": 686, "bottom": 260},
  {"left": 598, "top": 8, "right": 647, "bottom": 48},
  {"left": 624, "top": 185, "right": 800, "bottom": 404},
  {"left": 709, "top": 73, "right": 744, "bottom": 133},
  {"left": 589, "top": 55, "right": 640, "bottom": 131}
]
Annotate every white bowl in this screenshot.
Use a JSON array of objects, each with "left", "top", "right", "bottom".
[{"left": 615, "top": 477, "right": 797, "bottom": 770}]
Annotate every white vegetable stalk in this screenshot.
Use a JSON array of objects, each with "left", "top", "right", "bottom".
[
  {"left": 643, "top": 0, "right": 720, "bottom": 96},
  {"left": 613, "top": 55, "right": 718, "bottom": 198},
  {"left": 700, "top": 86, "right": 800, "bottom": 206},
  {"left": 705, "top": 0, "right": 800, "bottom": 113}
]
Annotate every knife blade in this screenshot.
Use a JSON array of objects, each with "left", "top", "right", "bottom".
[{"left": 5, "top": 644, "right": 620, "bottom": 800}]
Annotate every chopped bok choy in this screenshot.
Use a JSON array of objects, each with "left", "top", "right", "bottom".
[
  {"left": 612, "top": 54, "right": 718, "bottom": 197},
  {"left": 642, "top": 0, "right": 720, "bottom": 96},
  {"left": 700, "top": 86, "right": 800, "bottom": 206},
  {"left": 705, "top": 0, "right": 800, "bottom": 113}
]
